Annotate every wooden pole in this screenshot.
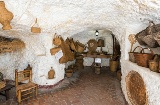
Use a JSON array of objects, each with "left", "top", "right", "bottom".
[{"left": 111, "top": 34, "right": 115, "bottom": 55}]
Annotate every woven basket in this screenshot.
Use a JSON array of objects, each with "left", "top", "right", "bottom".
[
  {"left": 31, "top": 18, "right": 41, "bottom": 33},
  {"left": 129, "top": 46, "right": 143, "bottom": 63},
  {"left": 70, "top": 38, "right": 77, "bottom": 52},
  {"left": 87, "top": 39, "right": 98, "bottom": 54},
  {"left": 65, "top": 69, "right": 73, "bottom": 77},
  {"left": 110, "top": 60, "right": 119, "bottom": 72},
  {"left": 0, "top": 81, "right": 6, "bottom": 89},
  {"left": 134, "top": 48, "right": 154, "bottom": 68},
  {"left": 76, "top": 41, "right": 85, "bottom": 53},
  {"left": 31, "top": 27, "right": 41, "bottom": 33},
  {"left": 65, "top": 37, "right": 71, "bottom": 45}
]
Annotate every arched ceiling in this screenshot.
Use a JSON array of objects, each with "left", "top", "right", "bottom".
[{"left": 2, "top": 0, "right": 160, "bottom": 40}]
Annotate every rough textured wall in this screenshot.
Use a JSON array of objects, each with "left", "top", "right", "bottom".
[
  {"left": 121, "top": 60, "right": 160, "bottom": 105},
  {"left": 0, "top": 1, "right": 160, "bottom": 104},
  {"left": 0, "top": 24, "right": 65, "bottom": 85},
  {"left": 122, "top": 22, "right": 160, "bottom": 105}
]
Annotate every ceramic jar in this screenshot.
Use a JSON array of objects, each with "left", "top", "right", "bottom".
[{"left": 48, "top": 67, "right": 55, "bottom": 79}]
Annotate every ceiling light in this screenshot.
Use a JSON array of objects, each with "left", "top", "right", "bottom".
[{"left": 95, "top": 30, "right": 99, "bottom": 36}]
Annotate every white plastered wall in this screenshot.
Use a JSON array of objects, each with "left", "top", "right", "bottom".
[
  {"left": 121, "top": 23, "right": 160, "bottom": 105},
  {"left": 0, "top": 1, "right": 160, "bottom": 104}
]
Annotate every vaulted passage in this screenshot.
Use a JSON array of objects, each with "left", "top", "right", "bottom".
[{"left": 1, "top": 0, "right": 160, "bottom": 104}]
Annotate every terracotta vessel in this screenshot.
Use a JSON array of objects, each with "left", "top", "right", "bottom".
[
  {"left": 0, "top": 1, "right": 13, "bottom": 30},
  {"left": 48, "top": 67, "right": 55, "bottom": 79}
]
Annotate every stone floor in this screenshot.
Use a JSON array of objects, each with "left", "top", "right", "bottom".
[{"left": 0, "top": 67, "right": 128, "bottom": 105}]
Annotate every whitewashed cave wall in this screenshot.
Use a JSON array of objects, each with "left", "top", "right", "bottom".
[
  {"left": 0, "top": 25, "right": 65, "bottom": 85},
  {"left": 0, "top": 2, "right": 160, "bottom": 104},
  {"left": 121, "top": 23, "right": 160, "bottom": 105},
  {"left": 0, "top": 0, "right": 128, "bottom": 86}
]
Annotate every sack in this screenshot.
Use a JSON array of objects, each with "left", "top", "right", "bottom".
[
  {"left": 31, "top": 18, "right": 41, "bottom": 33},
  {"left": 128, "top": 46, "right": 143, "bottom": 63},
  {"left": 134, "top": 48, "right": 154, "bottom": 68},
  {"left": 135, "top": 30, "right": 147, "bottom": 46},
  {"left": 153, "top": 32, "right": 160, "bottom": 46},
  {"left": 142, "top": 35, "right": 159, "bottom": 48}
]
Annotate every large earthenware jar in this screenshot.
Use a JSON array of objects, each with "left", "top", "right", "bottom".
[
  {"left": 0, "top": 1, "right": 13, "bottom": 30},
  {"left": 48, "top": 67, "right": 55, "bottom": 79}
]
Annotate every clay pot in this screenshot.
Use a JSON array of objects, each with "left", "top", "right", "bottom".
[
  {"left": 48, "top": 67, "right": 55, "bottom": 79},
  {"left": 0, "top": 1, "right": 13, "bottom": 30}
]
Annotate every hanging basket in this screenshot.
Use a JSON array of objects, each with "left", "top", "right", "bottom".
[
  {"left": 65, "top": 37, "right": 71, "bottom": 45},
  {"left": 128, "top": 46, "right": 143, "bottom": 63},
  {"left": 153, "top": 32, "right": 160, "bottom": 46},
  {"left": 31, "top": 18, "right": 41, "bottom": 33},
  {"left": 70, "top": 38, "right": 77, "bottom": 52},
  {"left": 134, "top": 48, "right": 154, "bottom": 68},
  {"left": 76, "top": 40, "right": 86, "bottom": 53}
]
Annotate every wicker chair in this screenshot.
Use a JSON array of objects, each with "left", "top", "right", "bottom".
[{"left": 15, "top": 69, "right": 38, "bottom": 103}]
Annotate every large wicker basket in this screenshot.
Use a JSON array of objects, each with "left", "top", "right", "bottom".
[
  {"left": 129, "top": 46, "right": 143, "bottom": 63},
  {"left": 70, "top": 38, "right": 77, "bottom": 52},
  {"left": 134, "top": 48, "right": 154, "bottom": 68}
]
